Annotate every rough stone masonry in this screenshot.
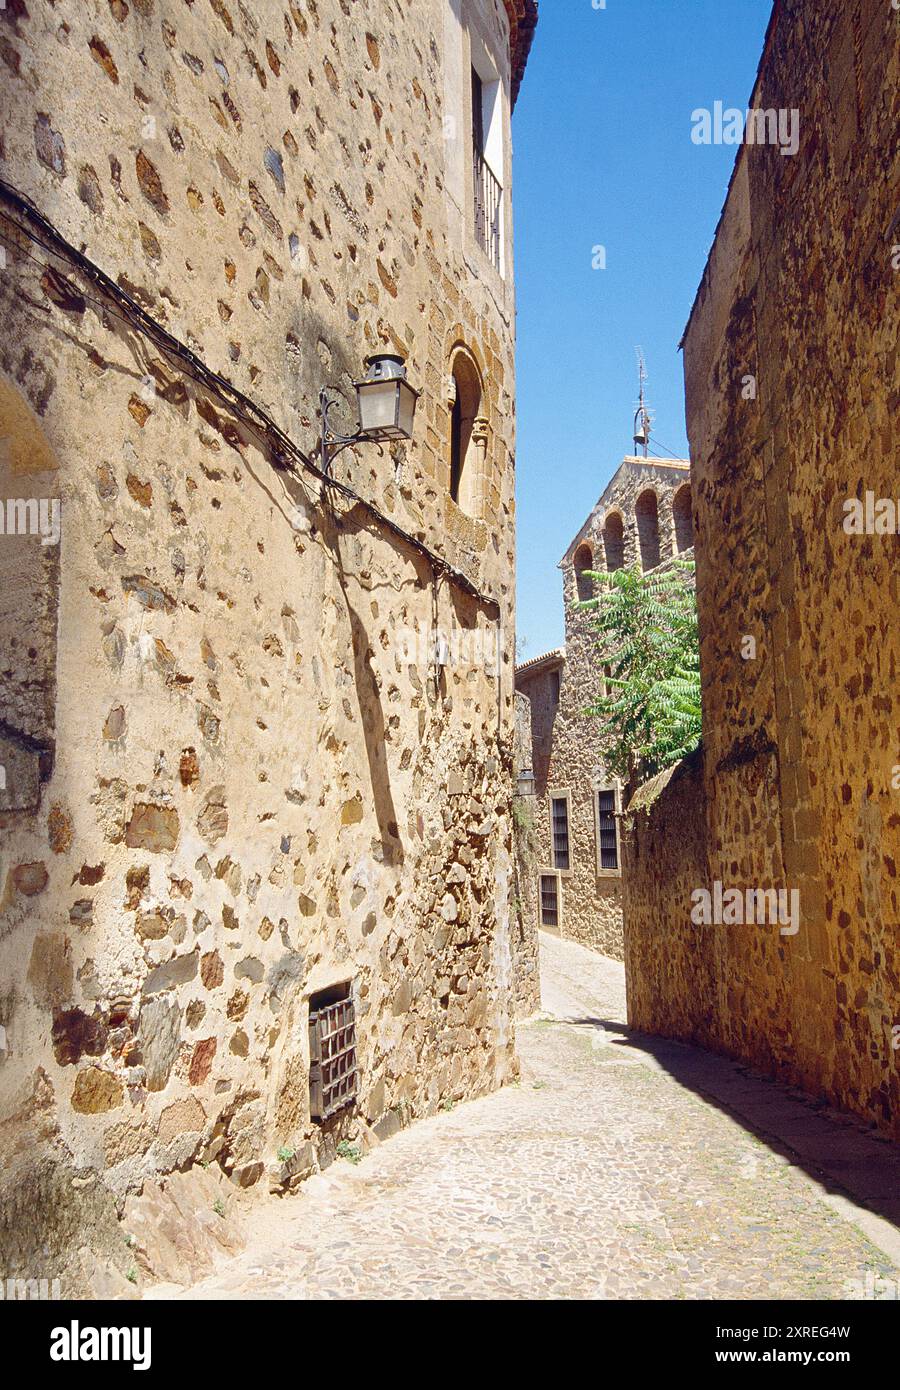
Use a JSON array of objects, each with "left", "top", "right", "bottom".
[
  {"left": 623, "top": 0, "right": 899, "bottom": 1141},
  {"left": 0, "top": 0, "right": 538, "bottom": 1288}
]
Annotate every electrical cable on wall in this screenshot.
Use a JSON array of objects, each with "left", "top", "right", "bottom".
[{"left": 0, "top": 179, "right": 501, "bottom": 619}]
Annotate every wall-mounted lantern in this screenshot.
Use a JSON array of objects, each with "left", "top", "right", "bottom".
[
  {"left": 516, "top": 767, "right": 535, "bottom": 797},
  {"left": 319, "top": 353, "right": 420, "bottom": 474}
]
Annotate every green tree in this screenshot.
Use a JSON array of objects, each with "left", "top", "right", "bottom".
[{"left": 579, "top": 559, "right": 701, "bottom": 785}]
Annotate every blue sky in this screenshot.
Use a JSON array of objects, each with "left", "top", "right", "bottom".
[{"left": 512, "top": 0, "right": 773, "bottom": 658}]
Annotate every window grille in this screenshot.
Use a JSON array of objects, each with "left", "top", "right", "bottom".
[
  {"left": 551, "top": 796, "right": 570, "bottom": 870},
  {"left": 598, "top": 789, "right": 619, "bottom": 871},
  {"left": 309, "top": 985, "right": 357, "bottom": 1121},
  {"left": 540, "top": 874, "right": 559, "bottom": 928}
]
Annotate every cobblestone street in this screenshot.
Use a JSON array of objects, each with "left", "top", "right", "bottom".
[{"left": 152, "top": 935, "right": 900, "bottom": 1301}]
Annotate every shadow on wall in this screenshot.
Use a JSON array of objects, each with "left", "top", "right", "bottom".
[
  {"left": 322, "top": 498, "right": 408, "bottom": 868},
  {"left": 0, "top": 375, "right": 60, "bottom": 814}
]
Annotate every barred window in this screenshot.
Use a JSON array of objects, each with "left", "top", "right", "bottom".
[
  {"left": 597, "top": 789, "right": 619, "bottom": 871},
  {"left": 551, "top": 796, "right": 570, "bottom": 871},
  {"left": 539, "top": 874, "right": 559, "bottom": 928},
  {"left": 308, "top": 983, "right": 357, "bottom": 1121}
]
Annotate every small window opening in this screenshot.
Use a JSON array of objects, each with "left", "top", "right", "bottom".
[
  {"left": 309, "top": 982, "right": 357, "bottom": 1121},
  {"left": 551, "top": 796, "right": 570, "bottom": 871},
  {"left": 598, "top": 789, "right": 619, "bottom": 871},
  {"left": 539, "top": 874, "right": 559, "bottom": 928}
]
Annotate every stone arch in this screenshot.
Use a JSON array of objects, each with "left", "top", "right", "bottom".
[
  {"left": 602, "top": 510, "right": 625, "bottom": 572},
  {"left": 673, "top": 483, "right": 693, "bottom": 553},
  {"left": 635, "top": 489, "right": 661, "bottom": 572},
  {"left": 447, "top": 342, "right": 486, "bottom": 517},
  {"left": 573, "top": 543, "right": 594, "bottom": 601}
]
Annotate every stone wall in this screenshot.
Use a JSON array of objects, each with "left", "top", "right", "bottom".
[
  {"left": 0, "top": 0, "right": 535, "bottom": 1286},
  {"left": 624, "top": 0, "right": 900, "bottom": 1139},
  {"left": 621, "top": 747, "right": 717, "bottom": 1046}
]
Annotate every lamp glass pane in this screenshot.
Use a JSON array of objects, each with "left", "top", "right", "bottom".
[
  {"left": 396, "top": 380, "right": 418, "bottom": 439},
  {"left": 357, "top": 380, "right": 399, "bottom": 435}
]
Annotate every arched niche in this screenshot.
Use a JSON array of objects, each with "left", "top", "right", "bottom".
[{"left": 635, "top": 490, "right": 661, "bottom": 572}]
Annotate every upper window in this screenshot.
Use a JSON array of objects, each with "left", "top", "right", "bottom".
[
  {"left": 471, "top": 67, "right": 485, "bottom": 157},
  {"left": 635, "top": 490, "right": 661, "bottom": 572},
  {"left": 471, "top": 57, "right": 503, "bottom": 273},
  {"left": 573, "top": 544, "right": 594, "bottom": 601},
  {"left": 596, "top": 788, "right": 620, "bottom": 873},
  {"left": 673, "top": 484, "right": 693, "bottom": 552},
  {"left": 551, "top": 795, "right": 570, "bottom": 871}
]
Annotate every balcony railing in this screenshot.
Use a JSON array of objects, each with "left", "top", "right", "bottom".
[{"left": 473, "top": 147, "right": 502, "bottom": 273}]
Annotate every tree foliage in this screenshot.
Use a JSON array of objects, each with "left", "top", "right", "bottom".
[{"left": 578, "top": 560, "right": 701, "bottom": 783}]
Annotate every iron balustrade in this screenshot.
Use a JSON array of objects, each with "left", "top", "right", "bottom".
[{"left": 473, "top": 148, "right": 502, "bottom": 272}]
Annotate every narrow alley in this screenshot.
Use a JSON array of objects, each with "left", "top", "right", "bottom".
[{"left": 152, "top": 936, "right": 900, "bottom": 1301}]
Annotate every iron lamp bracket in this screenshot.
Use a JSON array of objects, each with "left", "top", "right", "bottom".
[{"left": 318, "top": 387, "right": 365, "bottom": 476}]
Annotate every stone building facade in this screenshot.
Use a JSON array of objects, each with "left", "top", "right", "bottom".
[
  {"left": 622, "top": 0, "right": 900, "bottom": 1139},
  {"left": 516, "top": 453, "right": 692, "bottom": 958},
  {"left": 0, "top": 0, "right": 537, "bottom": 1286}
]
